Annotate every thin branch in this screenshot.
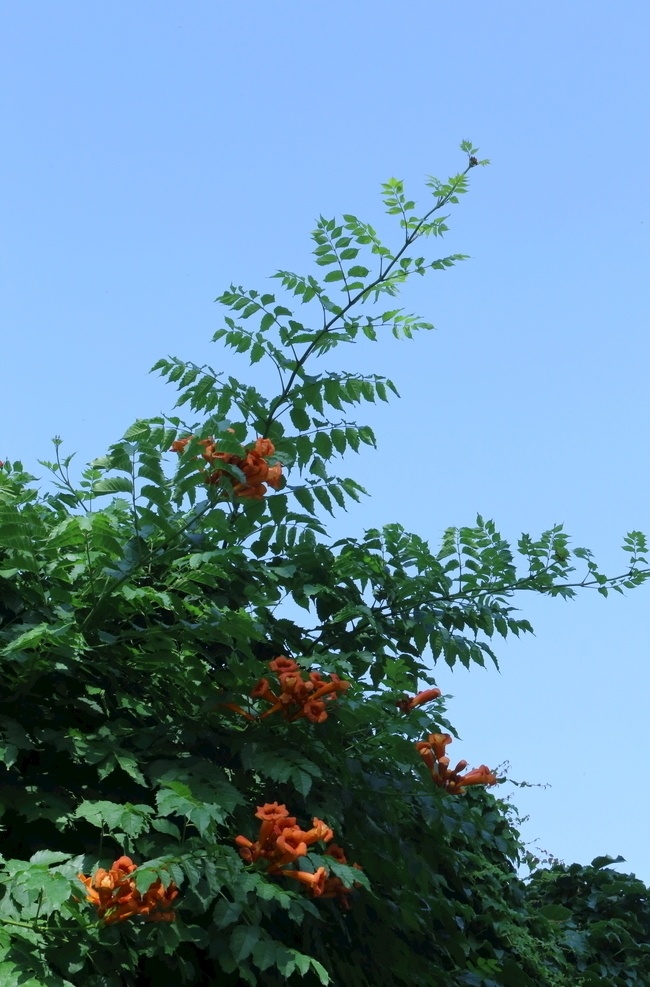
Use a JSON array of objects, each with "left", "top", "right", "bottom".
[{"left": 260, "top": 167, "right": 473, "bottom": 437}]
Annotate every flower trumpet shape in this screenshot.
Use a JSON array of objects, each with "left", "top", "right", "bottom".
[
  {"left": 457, "top": 765, "right": 498, "bottom": 788},
  {"left": 294, "top": 699, "right": 328, "bottom": 723},
  {"left": 268, "top": 656, "right": 300, "bottom": 674},
  {"left": 170, "top": 433, "right": 282, "bottom": 498},
  {"left": 234, "top": 835, "right": 260, "bottom": 863},
  {"left": 302, "top": 818, "right": 334, "bottom": 845},
  {"left": 278, "top": 866, "right": 328, "bottom": 897},
  {"left": 251, "top": 678, "right": 279, "bottom": 704},
  {"left": 275, "top": 827, "right": 309, "bottom": 860},
  {"left": 245, "top": 658, "right": 351, "bottom": 724},
  {"left": 255, "top": 802, "right": 290, "bottom": 822},
  {"left": 415, "top": 734, "right": 497, "bottom": 794},
  {"left": 396, "top": 687, "right": 442, "bottom": 712},
  {"left": 236, "top": 804, "right": 361, "bottom": 907},
  {"left": 254, "top": 437, "right": 275, "bottom": 457},
  {"left": 78, "top": 857, "right": 178, "bottom": 924}
]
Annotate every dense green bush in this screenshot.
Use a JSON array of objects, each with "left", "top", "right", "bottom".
[{"left": 1, "top": 143, "right": 648, "bottom": 986}]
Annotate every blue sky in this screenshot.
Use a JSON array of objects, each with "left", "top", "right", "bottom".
[{"left": 2, "top": 1, "right": 649, "bottom": 880}]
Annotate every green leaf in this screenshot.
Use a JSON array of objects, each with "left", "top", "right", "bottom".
[
  {"left": 345, "top": 427, "right": 360, "bottom": 452},
  {"left": 230, "top": 924, "right": 260, "bottom": 962},
  {"left": 314, "top": 431, "right": 332, "bottom": 459},
  {"left": 358, "top": 425, "right": 376, "bottom": 446},
  {"left": 252, "top": 939, "right": 280, "bottom": 972},
  {"left": 290, "top": 767, "right": 313, "bottom": 797},
  {"left": 313, "top": 487, "right": 334, "bottom": 516},
  {"left": 330, "top": 429, "right": 346, "bottom": 453},
  {"left": 268, "top": 492, "right": 289, "bottom": 523},
  {"left": 591, "top": 854, "right": 625, "bottom": 869},
  {"left": 114, "top": 753, "right": 147, "bottom": 786},
  {"left": 91, "top": 476, "right": 134, "bottom": 495},
  {"left": 250, "top": 342, "right": 265, "bottom": 364},
  {"left": 213, "top": 899, "right": 243, "bottom": 928},
  {"left": 498, "top": 959, "right": 536, "bottom": 987},
  {"left": 538, "top": 903, "right": 573, "bottom": 921},
  {"left": 290, "top": 406, "right": 311, "bottom": 431},
  {"left": 323, "top": 378, "right": 343, "bottom": 410},
  {"left": 29, "top": 850, "right": 71, "bottom": 867},
  {"left": 151, "top": 819, "right": 182, "bottom": 840},
  {"left": 292, "top": 487, "right": 315, "bottom": 514},
  {"left": 309, "top": 958, "right": 330, "bottom": 985}
]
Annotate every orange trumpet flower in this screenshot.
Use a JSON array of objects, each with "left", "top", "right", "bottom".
[
  {"left": 78, "top": 857, "right": 178, "bottom": 924},
  {"left": 301, "top": 818, "right": 334, "bottom": 846},
  {"left": 278, "top": 866, "right": 328, "bottom": 897},
  {"left": 254, "top": 437, "right": 275, "bottom": 457},
  {"left": 170, "top": 431, "right": 282, "bottom": 499},
  {"left": 251, "top": 678, "right": 279, "bottom": 704},
  {"left": 457, "top": 765, "right": 498, "bottom": 788},
  {"left": 269, "top": 656, "right": 300, "bottom": 674},
  {"left": 397, "top": 687, "right": 442, "bottom": 712},
  {"left": 266, "top": 464, "right": 283, "bottom": 489},
  {"left": 291, "top": 699, "right": 328, "bottom": 723},
  {"left": 275, "top": 827, "right": 309, "bottom": 860},
  {"left": 255, "top": 802, "right": 290, "bottom": 822}
]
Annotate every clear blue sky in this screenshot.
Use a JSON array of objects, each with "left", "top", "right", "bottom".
[{"left": 2, "top": 1, "right": 649, "bottom": 880}]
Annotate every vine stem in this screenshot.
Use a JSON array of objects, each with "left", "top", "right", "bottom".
[
  {"left": 0, "top": 917, "right": 92, "bottom": 932},
  {"left": 302, "top": 565, "right": 650, "bottom": 637},
  {"left": 367, "top": 566, "right": 650, "bottom": 615},
  {"left": 260, "top": 164, "right": 474, "bottom": 438}
]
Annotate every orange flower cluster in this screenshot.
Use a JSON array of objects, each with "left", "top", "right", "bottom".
[
  {"left": 223, "top": 657, "right": 351, "bottom": 724},
  {"left": 415, "top": 733, "right": 497, "bottom": 795},
  {"left": 236, "top": 803, "right": 362, "bottom": 909},
  {"left": 78, "top": 855, "right": 179, "bottom": 925},
  {"left": 396, "top": 686, "right": 442, "bottom": 713},
  {"left": 170, "top": 433, "right": 283, "bottom": 499}
]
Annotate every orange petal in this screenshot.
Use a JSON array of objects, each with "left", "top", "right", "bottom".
[
  {"left": 269, "top": 656, "right": 300, "bottom": 674},
  {"left": 289, "top": 699, "right": 328, "bottom": 724},
  {"left": 277, "top": 866, "right": 327, "bottom": 896},
  {"left": 242, "top": 452, "right": 269, "bottom": 484},
  {"left": 266, "top": 464, "right": 283, "bottom": 489},
  {"left": 251, "top": 678, "right": 279, "bottom": 703},
  {"left": 406, "top": 687, "right": 442, "bottom": 710},
  {"left": 458, "top": 765, "right": 498, "bottom": 788},
  {"left": 170, "top": 436, "right": 193, "bottom": 452},
  {"left": 255, "top": 802, "right": 290, "bottom": 822},
  {"left": 302, "top": 818, "right": 334, "bottom": 845},
  {"left": 254, "top": 437, "right": 275, "bottom": 457},
  {"left": 275, "top": 828, "right": 308, "bottom": 859},
  {"left": 427, "top": 733, "right": 453, "bottom": 759},
  {"left": 112, "top": 856, "right": 137, "bottom": 874}
]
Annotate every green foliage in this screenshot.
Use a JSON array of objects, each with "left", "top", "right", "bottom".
[
  {"left": 526, "top": 856, "right": 650, "bottom": 985},
  {"left": 1, "top": 144, "right": 648, "bottom": 986}
]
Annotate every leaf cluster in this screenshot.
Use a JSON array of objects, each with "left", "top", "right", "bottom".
[{"left": 1, "top": 145, "right": 648, "bottom": 986}]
